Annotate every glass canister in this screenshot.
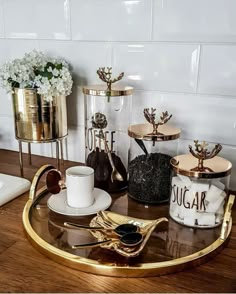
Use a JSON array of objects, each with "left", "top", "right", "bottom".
[
  {"left": 170, "top": 141, "right": 232, "bottom": 228},
  {"left": 128, "top": 108, "right": 181, "bottom": 204},
  {"left": 83, "top": 67, "right": 133, "bottom": 192}
]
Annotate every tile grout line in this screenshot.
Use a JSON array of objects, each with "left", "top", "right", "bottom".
[
  {"left": 2, "top": 0, "right": 6, "bottom": 38},
  {"left": 68, "top": 0, "right": 72, "bottom": 41},
  {"left": 1, "top": 37, "right": 236, "bottom": 45},
  {"left": 150, "top": 0, "right": 154, "bottom": 41},
  {"left": 195, "top": 44, "right": 202, "bottom": 93}
]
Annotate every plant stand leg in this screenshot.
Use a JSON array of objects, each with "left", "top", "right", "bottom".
[
  {"left": 28, "top": 142, "right": 32, "bottom": 165},
  {"left": 60, "top": 139, "right": 64, "bottom": 166},
  {"left": 56, "top": 140, "right": 60, "bottom": 171},
  {"left": 18, "top": 140, "right": 24, "bottom": 177}
]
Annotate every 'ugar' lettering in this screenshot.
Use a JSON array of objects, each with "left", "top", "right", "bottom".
[{"left": 171, "top": 184, "right": 207, "bottom": 212}]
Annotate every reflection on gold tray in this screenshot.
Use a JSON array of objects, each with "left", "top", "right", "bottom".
[
  {"left": 22, "top": 165, "right": 235, "bottom": 277},
  {"left": 88, "top": 211, "right": 168, "bottom": 257}
]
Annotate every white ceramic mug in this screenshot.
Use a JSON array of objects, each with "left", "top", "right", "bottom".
[{"left": 66, "top": 166, "right": 94, "bottom": 208}]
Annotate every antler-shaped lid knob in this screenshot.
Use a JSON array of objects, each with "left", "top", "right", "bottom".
[
  {"left": 83, "top": 67, "right": 133, "bottom": 97},
  {"left": 189, "top": 140, "right": 222, "bottom": 172},
  {"left": 97, "top": 67, "right": 124, "bottom": 92},
  {"left": 143, "top": 108, "right": 172, "bottom": 136}
]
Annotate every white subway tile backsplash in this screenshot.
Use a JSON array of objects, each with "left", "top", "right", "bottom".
[
  {"left": 198, "top": 45, "right": 236, "bottom": 96},
  {"left": 0, "top": 0, "right": 4, "bottom": 38},
  {"left": 4, "top": 0, "right": 70, "bottom": 40},
  {"left": 153, "top": 0, "right": 236, "bottom": 42},
  {"left": 0, "top": 89, "right": 13, "bottom": 116},
  {"left": 0, "top": 39, "right": 39, "bottom": 64},
  {"left": 0, "top": 116, "right": 17, "bottom": 151},
  {"left": 38, "top": 40, "right": 112, "bottom": 86},
  {"left": 66, "top": 125, "right": 85, "bottom": 163},
  {"left": 131, "top": 91, "right": 236, "bottom": 146},
  {"left": 66, "top": 86, "right": 84, "bottom": 127},
  {"left": 0, "top": 40, "right": 39, "bottom": 116},
  {"left": 113, "top": 43, "right": 200, "bottom": 92},
  {"left": 71, "top": 0, "right": 152, "bottom": 41},
  {"left": 0, "top": 0, "right": 235, "bottom": 189},
  {"left": 131, "top": 91, "right": 163, "bottom": 124}
]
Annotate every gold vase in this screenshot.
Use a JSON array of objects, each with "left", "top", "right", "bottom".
[{"left": 12, "top": 88, "right": 68, "bottom": 142}]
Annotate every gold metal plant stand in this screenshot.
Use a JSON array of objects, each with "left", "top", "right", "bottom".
[
  {"left": 12, "top": 88, "right": 68, "bottom": 176},
  {"left": 18, "top": 138, "right": 66, "bottom": 177}
]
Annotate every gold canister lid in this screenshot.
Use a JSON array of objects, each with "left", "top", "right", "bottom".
[
  {"left": 83, "top": 84, "right": 133, "bottom": 96},
  {"left": 128, "top": 108, "right": 180, "bottom": 141},
  {"left": 171, "top": 141, "right": 232, "bottom": 178},
  {"left": 83, "top": 67, "right": 133, "bottom": 97},
  {"left": 128, "top": 123, "right": 181, "bottom": 141}
]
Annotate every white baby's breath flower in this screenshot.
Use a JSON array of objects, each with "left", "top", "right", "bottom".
[{"left": 0, "top": 50, "right": 73, "bottom": 101}]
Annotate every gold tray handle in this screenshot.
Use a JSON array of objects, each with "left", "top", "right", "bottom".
[
  {"left": 220, "top": 194, "right": 235, "bottom": 241},
  {"left": 29, "top": 164, "right": 55, "bottom": 202}
]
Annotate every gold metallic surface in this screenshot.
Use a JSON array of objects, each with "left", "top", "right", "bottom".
[
  {"left": 220, "top": 194, "right": 235, "bottom": 240},
  {"left": 12, "top": 88, "right": 68, "bottom": 142},
  {"left": 88, "top": 212, "right": 168, "bottom": 257},
  {"left": 22, "top": 195, "right": 232, "bottom": 277},
  {"left": 171, "top": 154, "right": 232, "bottom": 179},
  {"left": 29, "top": 164, "right": 55, "bottom": 201},
  {"left": 128, "top": 123, "right": 181, "bottom": 141},
  {"left": 83, "top": 84, "right": 133, "bottom": 96},
  {"left": 97, "top": 67, "right": 124, "bottom": 92},
  {"left": 189, "top": 141, "right": 222, "bottom": 172},
  {"left": 22, "top": 166, "right": 233, "bottom": 277}
]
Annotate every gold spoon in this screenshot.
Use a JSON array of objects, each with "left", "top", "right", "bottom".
[
  {"left": 64, "top": 221, "right": 139, "bottom": 236},
  {"left": 91, "top": 112, "right": 124, "bottom": 182},
  {"left": 114, "top": 217, "right": 168, "bottom": 257},
  {"left": 71, "top": 232, "right": 143, "bottom": 249},
  {"left": 70, "top": 217, "right": 168, "bottom": 257},
  {"left": 96, "top": 131, "right": 124, "bottom": 182}
]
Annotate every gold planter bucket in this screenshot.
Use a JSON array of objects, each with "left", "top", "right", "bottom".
[{"left": 12, "top": 88, "right": 67, "bottom": 142}]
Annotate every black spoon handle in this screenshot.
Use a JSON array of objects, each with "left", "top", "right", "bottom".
[{"left": 135, "top": 139, "right": 148, "bottom": 156}]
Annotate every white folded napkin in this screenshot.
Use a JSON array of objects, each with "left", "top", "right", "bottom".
[{"left": 0, "top": 173, "right": 31, "bottom": 206}]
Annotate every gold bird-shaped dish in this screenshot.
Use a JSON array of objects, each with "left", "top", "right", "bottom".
[{"left": 89, "top": 211, "right": 168, "bottom": 257}]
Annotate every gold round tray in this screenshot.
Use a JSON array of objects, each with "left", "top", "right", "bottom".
[{"left": 22, "top": 165, "right": 234, "bottom": 277}]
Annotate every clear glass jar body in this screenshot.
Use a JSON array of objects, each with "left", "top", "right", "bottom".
[
  {"left": 85, "top": 94, "right": 131, "bottom": 192},
  {"left": 169, "top": 172, "right": 230, "bottom": 228},
  {"left": 128, "top": 138, "right": 179, "bottom": 204}
]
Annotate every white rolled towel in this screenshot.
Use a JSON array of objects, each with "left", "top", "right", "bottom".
[{"left": 0, "top": 174, "right": 30, "bottom": 206}]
